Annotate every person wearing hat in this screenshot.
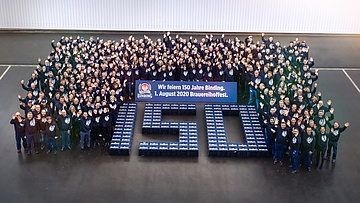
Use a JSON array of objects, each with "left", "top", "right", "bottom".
[
  {"left": 44, "top": 116, "right": 59, "bottom": 155},
  {"left": 18, "top": 91, "right": 35, "bottom": 105},
  {"left": 19, "top": 99, "right": 34, "bottom": 115},
  {"left": 40, "top": 99, "right": 51, "bottom": 114},
  {"left": 325, "top": 121, "right": 350, "bottom": 163},
  {"left": 10, "top": 112, "right": 27, "bottom": 153}
]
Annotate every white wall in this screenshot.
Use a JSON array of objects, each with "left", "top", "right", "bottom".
[{"left": 0, "top": 0, "right": 359, "bottom": 34}]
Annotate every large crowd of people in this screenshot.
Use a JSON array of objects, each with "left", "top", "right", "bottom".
[{"left": 10, "top": 32, "right": 350, "bottom": 173}]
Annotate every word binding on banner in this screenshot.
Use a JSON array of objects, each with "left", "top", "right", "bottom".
[{"left": 135, "top": 80, "right": 237, "bottom": 102}]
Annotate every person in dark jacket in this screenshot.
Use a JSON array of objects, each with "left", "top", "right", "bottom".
[
  {"left": 203, "top": 66, "right": 213, "bottom": 82},
  {"left": 76, "top": 111, "right": 92, "bottom": 150},
  {"left": 10, "top": 112, "right": 26, "bottom": 153},
  {"left": 108, "top": 95, "right": 122, "bottom": 128},
  {"left": 193, "top": 63, "right": 204, "bottom": 81},
  {"left": 274, "top": 120, "right": 291, "bottom": 165},
  {"left": 263, "top": 117, "right": 276, "bottom": 156},
  {"left": 224, "top": 63, "right": 235, "bottom": 82},
  {"left": 301, "top": 127, "right": 316, "bottom": 171},
  {"left": 100, "top": 107, "right": 112, "bottom": 147},
  {"left": 248, "top": 70, "right": 262, "bottom": 109},
  {"left": 56, "top": 110, "right": 72, "bottom": 151},
  {"left": 146, "top": 66, "right": 158, "bottom": 81},
  {"left": 123, "top": 65, "right": 134, "bottom": 100},
  {"left": 179, "top": 65, "right": 190, "bottom": 81},
  {"left": 315, "top": 126, "right": 329, "bottom": 169},
  {"left": 325, "top": 121, "right": 350, "bottom": 163},
  {"left": 288, "top": 128, "right": 301, "bottom": 174},
  {"left": 91, "top": 109, "right": 101, "bottom": 147},
  {"left": 24, "top": 112, "right": 40, "bottom": 155},
  {"left": 213, "top": 63, "right": 224, "bottom": 82},
  {"left": 44, "top": 116, "right": 59, "bottom": 155},
  {"left": 38, "top": 109, "right": 48, "bottom": 150}
]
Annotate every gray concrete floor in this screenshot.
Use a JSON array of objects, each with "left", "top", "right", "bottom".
[{"left": 0, "top": 32, "right": 360, "bottom": 203}]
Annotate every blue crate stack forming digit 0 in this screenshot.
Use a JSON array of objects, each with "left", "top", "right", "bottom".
[{"left": 205, "top": 104, "right": 268, "bottom": 157}]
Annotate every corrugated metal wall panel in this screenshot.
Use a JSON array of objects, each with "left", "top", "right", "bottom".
[{"left": 0, "top": 0, "right": 359, "bottom": 34}]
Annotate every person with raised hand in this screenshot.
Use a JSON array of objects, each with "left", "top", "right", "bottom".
[
  {"left": 325, "top": 121, "right": 350, "bottom": 163},
  {"left": 10, "top": 112, "right": 26, "bottom": 153}
]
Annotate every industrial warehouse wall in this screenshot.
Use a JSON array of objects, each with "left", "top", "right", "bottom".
[{"left": 0, "top": 0, "right": 359, "bottom": 34}]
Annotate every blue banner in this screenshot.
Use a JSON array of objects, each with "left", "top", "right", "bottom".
[{"left": 135, "top": 80, "right": 237, "bottom": 103}]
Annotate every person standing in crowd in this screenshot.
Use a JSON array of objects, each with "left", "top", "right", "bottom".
[
  {"left": 76, "top": 111, "right": 92, "bottom": 151},
  {"left": 288, "top": 128, "right": 301, "bottom": 174},
  {"left": 315, "top": 126, "right": 329, "bottom": 169},
  {"left": 44, "top": 116, "right": 59, "bottom": 155},
  {"left": 273, "top": 120, "right": 291, "bottom": 165},
  {"left": 263, "top": 117, "right": 277, "bottom": 157},
  {"left": 100, "top": 107, "right": 112, "bottom": 147},
  {"left": 21, "top": 80, "right": 40, "bottom": 99},
  {"left": 38, "top": 109, "right": 49, "bottom": 150},
  {"left": 301, "top": 127, "right": 316, "bottom": 171},
  {"left": 56, "top": 110, "right": 72, "bottom": 151},
  {"left": 10, "top": 112, "right": 26, "bottom": 153},
  {"left": 248, "top": 70, "right": 262, "bottom": 109},
  {"left": 24, "top": 112, "right": 40, "bottom": 155},
  {"left": 325, "top": 121, "right": 350, "bottom": 163},
  {"left": 91, "top": 109, "right": 101, "bottom": 147}
]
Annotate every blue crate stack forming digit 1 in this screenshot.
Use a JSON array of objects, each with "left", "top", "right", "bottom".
[{"left": 109, "top": 103, "right": 137, "bottom": 155}]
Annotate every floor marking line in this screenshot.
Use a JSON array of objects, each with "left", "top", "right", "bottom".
[
  {"left": 0, "top": 64, "right": 37, "bottom": 67},
  {"left": 317, "top": 68, "right": 360, "bottom": 71},
  {"left": 342, "top": 69, "right": 360, "bottom": 94},
  {"left": 0, "top": 65, "right": 12, "bottom": 80}
]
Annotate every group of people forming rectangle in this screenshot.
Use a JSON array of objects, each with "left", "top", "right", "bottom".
[{"left": 10, "top": 32, "right": 349, "bottom": 174}]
